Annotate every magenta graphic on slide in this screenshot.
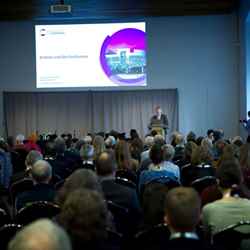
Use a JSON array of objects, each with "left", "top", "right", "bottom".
[{"left": 100, "top": 28, "right": 146, "bottom": 86}]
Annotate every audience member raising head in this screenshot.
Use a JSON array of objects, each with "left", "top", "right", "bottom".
[{"left": 8, "top": 219, "right": 71, "bottom": 250}]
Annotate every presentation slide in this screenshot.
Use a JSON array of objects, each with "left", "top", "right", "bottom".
[{"left": 35, "top": 22, "right": 146, "bottom": 88}]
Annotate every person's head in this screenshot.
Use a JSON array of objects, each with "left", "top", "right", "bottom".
[
  {"left": 130, "top": 137, "right": 144, "bottom": 161},
  {"left": 54, "top": 137, "right": 66, "bottom": 155},
  {"left": 232, "top": 136, "right": 244, "bottom": 148},
  {"left": 162, "top": 144, "right": 175, "bottom": 161},
  {"left": 142, "top": 182, "right": 170, "bottom": 227},
  {"left": 149, "top": 144, "right": 164, "bottom": 165},
  {"left": 191, "top": 146, "right": 213, "bottom": 166},
  {"left": 240, "top": 143, "right": 250, "bottom": 170},
  {"left": 217, "top": 160, "right": 243, "bottom": 190},
  {"left": 83, "top": 135, "right": 92, "bottom": 145},
  {"left": 154, "top": 134, "right": 166, "bottom": 146},
  {"left": 164, "top": 187, "right": 201, "bottom": 233},
  {"left": 30, "top": 160, "right": 52, "bottom": 184},
  {"left": 155, "top": 106, "right": 162, "bottom": 116},
  {"left": 96, "top": 152, "right": 116, "bottom": 177},
  {"left": 58, "top": 189, "right": 108, "bottom": 247},
  {"left": 80, "top": 144, "right": 94, "bottom": 161},
  {"left": 207, "top": 129, "right": 214, "bottom": 140},
  {"left": 130, "top": 129, "right": 139, "bottom": 140},
  {"left": 186, "top": 131, "right": 196, "bottom": 143},
  {"left": 93, "top": 135, "right": 105, "bottom": 160},
  {"left": 184, "top": 141, "right": 198, "bottom": 162},
  {"left": 7, "top": 136, "right": 14, "bottom": 148},
  {"left": 218, "top": 144, "right": 239, "bottom": 166},
  {"left": 8, "top": 219, "right": 71, "bottom": 250},
  {"left": 144, "top": 136, "right": 154, "bottom": 149},
  {"left": 16, "top": 134, "right": 25, "bottom": 145},
  {"left": 25, "top": 150, "right": 43, "bottom": 169},
  {"left": 104, "top": 136, "right": 116, "bottom": 149},
  {"left": 115, "top": 140, "right": 132, "bottom": 170},
  {"left": 175, "top": 133, "right": 185, "bottom": 146},
  {"left": 56, "top": 169, "right": 102, "bottom": 206}
]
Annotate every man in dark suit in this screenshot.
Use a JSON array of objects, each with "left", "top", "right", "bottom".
[
  {"left": 96, "top": 152, "right": 141, "bottom": 235},
  {"left": 163, "top": 187, "right": 212, "bottom": 250},
  {"left": 16, "top": 160, "right": 55, "bottom": 211},
  {"left": 149, "top": 106, "right": 169, "bottom": 135}
]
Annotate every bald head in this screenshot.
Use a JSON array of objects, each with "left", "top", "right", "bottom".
[
  {"left": 8, "top": 219, "right": 71, "bottom": 250},
  {"left": 96, "top": 152, "right": 116, "bottom": 176},
  {"left": 31, "top": 160, "right": 52, "bottom": 184}
]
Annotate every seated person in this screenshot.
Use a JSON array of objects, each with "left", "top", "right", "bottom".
[
  {"left": 58, "top": 189, "right": 119, "bottom": 250},
  {"left": 181, "top": 146, "right": 215, "bottom": 186},
  {"left": 8, "top": 219, "right": 71, "bottom": 250},
  {"left": 139, "top": 144, "right": 180, "bottom": 194},
  {"left": 202, "top": 160, "right": 250, "bottom": 238},
  {"left": 79, "top": 143, "right": 95, "bottom": 170},
  {"left": 96, "top": 152, "right": 141, "bottom": 234},
  {"left": 16, "top": 160, "right": 56, "bottom": 211},
  {"left": 141, "top": 182, "right": 170, "bottom": 230},
  {"left": 164, "top": 187, "right": 210, "bottom": 250}
]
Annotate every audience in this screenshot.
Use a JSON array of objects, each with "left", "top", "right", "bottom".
[
  {"left": 0, "top": 128, "right": 249, "bottom": 250},
  {"left": 8, "top": 219, "right": 71, "bottom": 250}
]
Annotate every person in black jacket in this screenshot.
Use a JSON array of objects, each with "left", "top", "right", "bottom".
[{"left": 16, "top": 160, "right": 55, "bottom": 211}]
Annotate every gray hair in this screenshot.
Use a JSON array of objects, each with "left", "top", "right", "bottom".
[
  {"left": 144, "top": 136, "right": 154, "bottom": 148},
  {"left": 162, "top": 144, "right": 175, "bottom": 161},
  {"left": 8, "top": 219, "right": 72, "bottom": 250},
  {"left": 54, "top": 137, "right": 66, "bottom": 154},
  {"left": 80, "top": 144, "right": 94, "bottom": 160},
  {"left": 25, "top": 150, "right": 43, "bottom": 168},
  {"left": 31, "top": 160, "right": 52, "bottom": 183}
]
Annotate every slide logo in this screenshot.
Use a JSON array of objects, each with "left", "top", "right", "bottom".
[{"left": 100, "top": 28, "right": 146, "bottom": 86}]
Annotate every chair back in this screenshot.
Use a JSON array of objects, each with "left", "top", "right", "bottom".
[
  {"left": 115, "top": 177, "right": 136, "bottom": 189},
  {"left": 0, "top": 208, "right": 10, "bottom": 228},
  {"left": 9, "top": 178, "right": 34, "bottom": 205},
  {"left": 134, "top": 224, "right": 170, "bottom": 250},
  {"left": 116, "top": 170, "right": 137, "bottom": 184},
  {"left": 213, "top": 221, "right": 250, "bottom": 250},
  {"left": 107, "top": 200, "right": 130, "bottom": 235},
  {"left": 15, "top": 201, "right": 60, "bottom": 225},
  {"left": 0, "top": 224, "right": 22, "bottom": 250},
  {"left": 191, "top": 176, "right": 217, "bottom": 194}
]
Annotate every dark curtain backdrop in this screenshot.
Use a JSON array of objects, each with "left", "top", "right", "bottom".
[{"left": 4, "top": 89, "right": 178, "bottom": 138}]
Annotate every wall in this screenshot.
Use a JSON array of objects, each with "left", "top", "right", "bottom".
[
  {"left": 239, "top": 0, "right": 250, "bottom": 137},
  {"left": 0, "top": 14, "right": 240, "bottom": 137}
]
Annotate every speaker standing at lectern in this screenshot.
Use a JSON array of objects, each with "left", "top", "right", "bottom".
[{"left": 148, "top": 106, "right": 169, "bottom": 137}]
